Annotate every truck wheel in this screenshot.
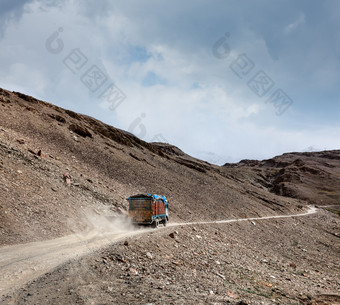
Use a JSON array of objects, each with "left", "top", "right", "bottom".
[
  {"left": 152, "top": 220, "right": 159, "bottom": 229},
  {"left": 163, "top": 219, "right": 167, "bottom": 227}
]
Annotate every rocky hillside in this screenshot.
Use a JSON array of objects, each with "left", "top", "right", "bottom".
[
  {"left": 223, "top": 151, "right": 340, "bottom": 206},
  {"left": 1, "top": 87, "right": 340, "bottom": 305},
  {"left": 0, "top": 87, "right": 339, "bottom": 246}
]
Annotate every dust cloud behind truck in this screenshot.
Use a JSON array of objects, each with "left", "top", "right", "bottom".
[{"left": 127, "top": 194, "right": 169, "bottom": 228}]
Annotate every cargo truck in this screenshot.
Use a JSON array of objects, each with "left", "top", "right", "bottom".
[{"left": 127, "top": 194, "right": 169, "bottom": 228}]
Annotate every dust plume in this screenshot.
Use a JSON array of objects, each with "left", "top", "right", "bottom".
[{"left": 68, "top": 206, "right": 137, "bottom": 241}]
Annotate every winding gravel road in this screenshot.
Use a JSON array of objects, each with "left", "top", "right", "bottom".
[{"left": 0, "top": 206, "right": 317, "bottom": 296}]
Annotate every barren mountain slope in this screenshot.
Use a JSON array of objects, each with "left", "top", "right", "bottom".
[
  {"left": 223, "top": 151, "right": 340, "bottom": 206},
  {"left": 0, "top": 88, "right": 339, "bottom": 304},
  {"left": 0, "top": 87, "right": 315, "bottom": 245}
]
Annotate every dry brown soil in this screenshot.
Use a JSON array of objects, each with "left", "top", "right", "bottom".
[{"left": 0, "top": 88, "right": 339, "bottom": 304}]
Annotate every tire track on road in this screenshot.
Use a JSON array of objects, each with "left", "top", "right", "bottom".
[{"left": 0, "top": 206, "right": 318, "bottom": 296}]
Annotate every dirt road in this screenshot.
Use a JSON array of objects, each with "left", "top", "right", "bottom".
[
  {"left": 0, "top": 206, "right": 317, "bottom": 297},
  {"left": 169, "top": 206, "right": 317, "bottom": 226}
]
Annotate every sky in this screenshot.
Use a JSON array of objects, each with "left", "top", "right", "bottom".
[{"left": 0, "top": 0, "right": 339, "bottom": 164}]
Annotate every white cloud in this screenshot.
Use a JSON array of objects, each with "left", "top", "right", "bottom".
[
  {"left": 285, "top": 14, "right": 305, "bottom": 34},
  {"left": 0, "top": 0, "right": 339, "bottom": 164},
  {"left": 3, "top": 62, "right": 46, "bottom": 96}
]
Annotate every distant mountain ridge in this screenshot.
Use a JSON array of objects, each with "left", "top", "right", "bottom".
[{"left": 223, "top": 150, "right": 340, "bottom": 206}]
